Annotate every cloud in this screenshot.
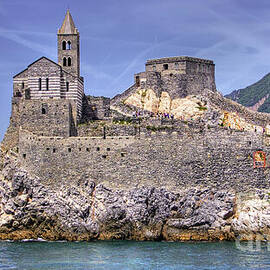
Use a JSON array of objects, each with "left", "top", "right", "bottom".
[
  {"left": 83, "top": 35, "right": 153, "bottom": 48},
  {"left": 0, "top": 27, "right": 55, "bottom": 57},
  {"left": 107, "top": 45, "right": 157, "bottom": 89},
  {"left": 81, "top": 62, "right": 113, "bottom": 80},
  {"left": 107, "top": 37, "right": 182, "bottom": 89},
  {"left": 180, "top": 3, "right": 270, "bottom": 92}
]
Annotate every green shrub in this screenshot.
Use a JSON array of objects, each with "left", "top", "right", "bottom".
[{"left": 197, "top": 106, "right": 207, "bottom": 111}]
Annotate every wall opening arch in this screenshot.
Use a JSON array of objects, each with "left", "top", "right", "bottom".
[
  {"left": 67, "top": 41, "right": 71, "bottom": 50},
  {"left": 62, "top": 41, "right": 66, "bottom": 50},
  {"left": 68, "top": 57, "right": 72, "bottom": 66},
  {"left": 63, "top": 57, "right": 67, "bottom": 66}
]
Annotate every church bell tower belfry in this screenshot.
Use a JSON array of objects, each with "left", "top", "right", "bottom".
[{"left": 57, "top": 10, "right": 80, "bottom": 77}]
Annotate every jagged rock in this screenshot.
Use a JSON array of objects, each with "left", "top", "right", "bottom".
[{"left": 0, "top": 152, "right": 269, "bottom": 241}]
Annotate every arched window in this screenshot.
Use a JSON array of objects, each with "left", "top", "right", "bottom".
[
  {"left": 63, "top": 57, "right": 67, "bottom": 66},
  {"left": 46, "top": 78, "right": 49, "bottom": 91},
  {"left": 68, "top": 57, "right": 71, "bottom": 66},
  {"left": 62, "top": 41, "right": 66, "bottom": 50},
  {"left": 39, "top": 78, "right": 42, "bottom": 91},
  {"left": 67, "top": 41, "right": 71, "bottom": 50}
]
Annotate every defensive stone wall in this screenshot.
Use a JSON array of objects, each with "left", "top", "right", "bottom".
[
  {"left": 80, "top": 95, "right": 111, "bottom": 122},
  {"left": 77, "top": 121, "right": 138, "bottom": 137},
  {"left": 145, "top": 56, "right": 214, "bottom": 74},
  {"left": 208, "top": 91, "right": 270, "bottom": 127},
  {"left": 17, "top": 125, "right": 270, "bottom": 191},
  {"left": 145, "top": 71, "right": 215, "bottom": 98}
]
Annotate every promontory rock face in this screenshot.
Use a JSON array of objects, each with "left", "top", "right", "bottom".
[
  {"left": 1, "top": 152, "right": 270, "bottom": 242},
  {"left": 3, "top": 84, "right": 270, "bottom": 241}
]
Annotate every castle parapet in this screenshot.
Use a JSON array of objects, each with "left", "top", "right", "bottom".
[{"left": 145, "top": 56, "right": 215, "bottom": 75}]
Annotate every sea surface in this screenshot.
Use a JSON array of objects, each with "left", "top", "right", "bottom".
[{"left": 0, "top": 240, "right": 270, "bottom": 270}]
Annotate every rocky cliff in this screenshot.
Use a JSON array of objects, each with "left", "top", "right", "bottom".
[{"left": 1, "top": 149, "right": 270, "bottom": 242}]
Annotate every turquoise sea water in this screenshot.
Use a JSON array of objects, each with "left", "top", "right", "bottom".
[{"left": 0, "top": 240, "right": 270, "bottom": 270}]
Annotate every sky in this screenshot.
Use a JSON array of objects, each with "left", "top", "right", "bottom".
[{"left": 1, "top": 0, "right": 270, "bottom": 140}]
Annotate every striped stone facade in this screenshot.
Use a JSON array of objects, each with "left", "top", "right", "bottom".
[{"left": 13, "top": 57, "right": 84, "bottom": 123}]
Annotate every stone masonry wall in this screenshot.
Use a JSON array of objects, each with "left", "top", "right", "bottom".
[
  {"left": 80, "top": 96, "right": 111, "bottom": 122},
  {"left": 77, "top": 122, "right": 137, "bottom": 137},
  {"left": 17, "top": 126, "right": 270, "bottom": 191},
  {"left": 145, "top": 71, "right": 215, "bottom": 99},
  {"left": 18, "top": 99, "right": 74, "bottom": 137}
]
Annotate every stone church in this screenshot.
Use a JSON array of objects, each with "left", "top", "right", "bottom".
[{"left": 12, "top": 10, "right": 84, "bottom": 137}]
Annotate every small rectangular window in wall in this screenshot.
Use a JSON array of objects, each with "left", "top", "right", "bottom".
[
  {"left": 66, "top": 82, "right": 69, "bottom": 92},
  {"left": 46, "top": 78, "right": 49, "bottom": 91}
]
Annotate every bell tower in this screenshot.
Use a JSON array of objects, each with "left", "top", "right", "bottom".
[{"left": 57, "top": 10, "right": 80, "bottom": 77}]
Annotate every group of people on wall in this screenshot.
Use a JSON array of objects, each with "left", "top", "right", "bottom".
[{"left": 133, "top": 110, "right": 174, "bottom": 120}]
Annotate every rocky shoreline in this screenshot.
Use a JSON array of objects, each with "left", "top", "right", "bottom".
[{"left": 0, "top": 153, "right": 269, "bottom": 242}]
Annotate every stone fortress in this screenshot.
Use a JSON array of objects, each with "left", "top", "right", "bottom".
[{"left": 3, "top": 10, "right": 270, "bottom": 191}]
